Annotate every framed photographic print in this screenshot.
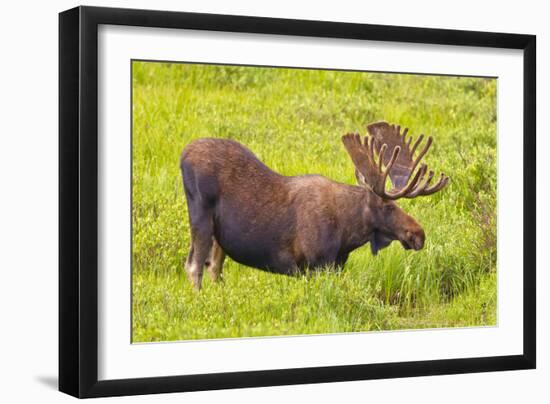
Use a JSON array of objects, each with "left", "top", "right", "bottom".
[{"left": 59, "top": 6, "right": 536, "bottom": 398}]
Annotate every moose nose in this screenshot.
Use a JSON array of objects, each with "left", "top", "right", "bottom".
[
  {"left": 413, "top": 235, "right": 424, "bottom": 250},
  {"left": 411, "top": 230, "right": 425, "bottom": 250},
  {"left": 404, "top": 230, "right": 425, "bottom": 251}
]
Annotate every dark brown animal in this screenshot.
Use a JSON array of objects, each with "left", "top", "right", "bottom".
[{"left": 180, "top": 121, "right": 449, "bottom": 289}]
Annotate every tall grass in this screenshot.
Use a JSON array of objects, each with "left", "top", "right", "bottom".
[{"left": 132, "top": 61, "right": 497, "bottom": 342}]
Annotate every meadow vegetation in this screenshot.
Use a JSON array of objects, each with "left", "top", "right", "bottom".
[{"left": 132, "top": 61, "right": 497, "bottom": 342}]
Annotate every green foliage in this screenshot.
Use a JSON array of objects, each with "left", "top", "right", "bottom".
[{"left": 132, "top": 61, "right": 497, "bottom": 342}]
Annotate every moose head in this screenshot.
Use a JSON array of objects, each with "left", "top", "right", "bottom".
[
  {"left": 342, "top": 122, "right": 449, "bottom": 255},
  {"left": 180, "top": 121, "right": 449, "bottom": 289}
]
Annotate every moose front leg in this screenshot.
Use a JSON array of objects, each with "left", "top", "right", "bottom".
[{"left": 205, "top": 238, "right": 226, "bottom": 282}]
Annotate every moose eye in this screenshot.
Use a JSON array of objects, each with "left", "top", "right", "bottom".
[{"left": 383, "top": 203, "right": 395, "bottom": 213}]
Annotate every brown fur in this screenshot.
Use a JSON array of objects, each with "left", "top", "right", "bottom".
[{"left": 180, "top": 137, "right": 427, "bottom": 290}]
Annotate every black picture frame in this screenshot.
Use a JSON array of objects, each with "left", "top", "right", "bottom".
[{"left": 59, "top": 5, "right": 536, "bottom": 398}]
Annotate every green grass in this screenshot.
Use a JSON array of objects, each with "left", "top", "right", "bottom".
[{"left": 132, "top": 61, "right": 497, "bottom": 342}]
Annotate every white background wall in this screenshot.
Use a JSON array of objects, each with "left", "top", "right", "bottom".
[{"left": 0, "top": 0, "right": 546, "bottom": 402}]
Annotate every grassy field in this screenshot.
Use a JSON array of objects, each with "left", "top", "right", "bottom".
[{"left": 132, "top": 61, "right": 497, "bottom": 342}]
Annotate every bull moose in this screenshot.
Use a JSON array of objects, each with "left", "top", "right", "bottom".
[{"left": 180, "top": 121, "right": 449, "bottom": 290}]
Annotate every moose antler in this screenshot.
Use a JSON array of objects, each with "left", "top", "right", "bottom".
[{"left": 342, "top": 122, "right": 449, "bottom": 200}]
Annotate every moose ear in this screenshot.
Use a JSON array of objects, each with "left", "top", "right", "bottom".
[{"left": 354, "top": 169, "right": 368, "bottom": 187}]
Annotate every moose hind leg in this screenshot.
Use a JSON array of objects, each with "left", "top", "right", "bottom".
[
  {"left": 185, "top": 209, "right": 215, "bottom": 290},
  {"left": 186, "top": 231, "right": 213, "bottom": 290},
  {"left": 205, "top": 238, "right": 226, "bottom": 282},
  {"left": 184, "top": 236, "right": 194, "bottom": 272},
  {"left": 181, "top": 162, "right": 219, "bottom": 290}
]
